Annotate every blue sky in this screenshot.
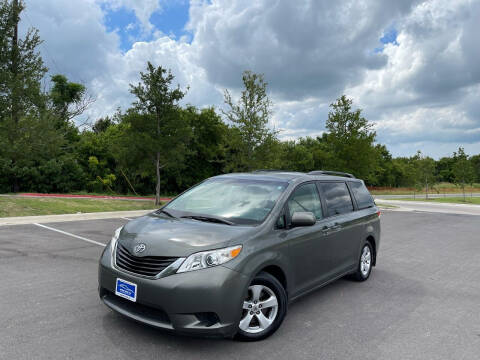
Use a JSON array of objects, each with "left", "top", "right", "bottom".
[
  {"left": 375, "top": 27, "right": 398, "bottom": 53},
  {"left": 102, "top": 1, "right": 190, "bottom": 51}
]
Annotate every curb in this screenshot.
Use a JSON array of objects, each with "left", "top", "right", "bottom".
[
  {"left": 16, "top": 193, "right": 172, "bottom": 201},
  {"left": 0, "top": 209, "right": 155, "bottom": 226}
]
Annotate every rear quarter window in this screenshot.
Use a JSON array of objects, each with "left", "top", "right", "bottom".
[
  {"left": 349, "top": 181, "right": 374, "bottom": 209},
  {"left": 318, "top": 182, "right": 354, "bottom": 217}
]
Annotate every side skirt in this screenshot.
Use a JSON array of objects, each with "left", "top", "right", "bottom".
[{"left": 288, "top": 265, "right": 357, "bottom": 304}]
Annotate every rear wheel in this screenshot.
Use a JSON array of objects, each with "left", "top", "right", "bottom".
[
  {"left": 353, "top": 243, "right": 373, "bottom": 281},
  {"left": 235, "top": 272, "right": 287, "bottom": 341}
]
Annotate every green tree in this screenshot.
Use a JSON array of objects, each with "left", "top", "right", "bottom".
[
  {"left": 49, "top": 74, "right": 92, "bottom": 123},
  {"left": 92, "top": 116, "right": 114, "bottom": 134},
  {"left": 0, "top": 0, "right": 46, "bottom": 122},
  {"left": 127, "top": 62, "right": 189, "bottom": 204},
  {"left": 0, "top": 0, "right": 58, "bottom": 192},
  {"left": 470, "top": 154, "right": 480, "bottom": 183},
  {"left": 390, "top": 157, "right": 417, "bottom": 187},
  {"left": 178, "top": 106, "right": 227, "bottom": 188},
  {"left": 435, "top": 156, "right": 455, "bottom": 183},
  {"left": 412, "top": 151, "right": 436, "bottom": 198},
  {"left": 370, "top": 144, "right": 395, "bottom": 187},
  {"left": 324, "top": 95, "right": 377, "bottom": 180},
  {"left": 279, "top": 141, "right": 315, "bottom": 172},
  {"left": 222, "top": 70, "right": 277, "bottom": 171},
  {"left": 452, "top": 147, "right": 475, "bottom": 201}
]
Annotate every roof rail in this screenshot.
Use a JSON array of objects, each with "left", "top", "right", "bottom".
[
  {"left": 252, "top": 169, "right": 287, "bottom": 172},
  {"left": 308, "top": 170, "right": 355, "bottom": 178}
]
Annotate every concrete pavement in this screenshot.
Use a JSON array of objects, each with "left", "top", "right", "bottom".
[
  {"left": 376, "top": 199, "right": 480, "bottom": 216},
  {"left": 0, "top": 209, "right": 153, "bottom": 226},
  {"left": 373, "top": 193, "right": 480, "bottom": 199}
]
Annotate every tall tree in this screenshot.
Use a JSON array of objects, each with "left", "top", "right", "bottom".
[
  {"left": 128, "top": 62, "right": 188, "bottom": 205},
  {"left": 413, "top": 151, "right": 436, "bottom": 198},
  {"left": 0, "top": 0, "right": 50, "bottom": 191},
  {"left": 0, "top": 0, "right": 46, "bottom": 121},
  {"left": 469, "top": 154, "right": 480, "bottom": 183},
  {"left": 324, "top": 95, "right": 377, "bottom": 179},
  {"left": 49, "top": 74, "right": 93, "bottom": 125},
  {"left": 178, "top": 106, "right": 227, "bottom": 188},
  {"left": 222, "top": 70, "right": 277, "bottom": 171},
  {"left": 452, "top": 147, "right": 474, "bottom": 201}
]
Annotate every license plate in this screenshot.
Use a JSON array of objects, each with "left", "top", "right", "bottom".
[{"left": 115, "top": 278, "right": 137, "bottom": 302}]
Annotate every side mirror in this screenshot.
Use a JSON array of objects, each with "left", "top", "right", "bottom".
[{"left": 291, "top": 212, "right": 316, "bottom": 227}]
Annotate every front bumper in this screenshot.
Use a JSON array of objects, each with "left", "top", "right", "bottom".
[{"left": 98, "top": 247, "right": 249, "bottom": 337}]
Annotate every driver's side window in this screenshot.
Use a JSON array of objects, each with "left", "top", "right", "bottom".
[{"left": 287, "top": 183, "right": 323, "bottom": 220}]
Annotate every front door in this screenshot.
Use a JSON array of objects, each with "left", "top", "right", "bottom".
[{"left": 283, "top": 183, "right": 333, "bottom": 295}]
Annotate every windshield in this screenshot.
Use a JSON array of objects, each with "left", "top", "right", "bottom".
[{"left": 165, "top": 178, "right": 288, "bottom": 225}]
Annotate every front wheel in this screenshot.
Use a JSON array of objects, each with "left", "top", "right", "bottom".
[{"left": 235, "top": 272, "right": 287, "bottom": 341}]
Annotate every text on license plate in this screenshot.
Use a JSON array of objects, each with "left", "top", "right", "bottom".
[{"left": 115, "top": 278, "right": 137, "bottom": 302}]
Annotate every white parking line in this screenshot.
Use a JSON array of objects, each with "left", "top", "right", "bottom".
[
  {"left": 121, "top": 217, "right": 132, "bottom": 220},
  {"left": 33, "top": 223, "right": 106, "bottom": 247}
]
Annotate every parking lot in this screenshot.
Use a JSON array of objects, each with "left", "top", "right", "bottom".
[{"left": 1, "top": 211, "right": 480, "bottom": 360}]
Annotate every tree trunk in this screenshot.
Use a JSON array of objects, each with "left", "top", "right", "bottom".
[
  {"left": 425, "top": 177, "right": 428, "bottom": 199},
  {"left": 155, "top": 152, "right": 161, "bottom": 206},
  {"left": 13, "top": 175, "right": 19, "bottom": 193},
  {"left": 11, "top": 0, "right": 20, "bottom": 125},
  {"left": 155, "top": 110, "right": 161, "bottom": 206}
]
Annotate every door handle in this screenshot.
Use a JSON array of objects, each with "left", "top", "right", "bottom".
[
  {"left": 330, "top": 224, "right": 341, "bottom": 231},
  {"left": 322, "top": 224, "right": 341, "bottom": 234}
]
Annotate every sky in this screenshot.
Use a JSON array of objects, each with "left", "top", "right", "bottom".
[{"left": 21, "top": 0, "right": 480, "bottom": 158}]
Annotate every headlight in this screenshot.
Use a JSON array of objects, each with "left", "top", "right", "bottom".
[
  {"left": 177, "top": 245, "right": 242, "bottom": 273},
  {"left": 110, "top": 226, "right": 123, "bottom": 255}
]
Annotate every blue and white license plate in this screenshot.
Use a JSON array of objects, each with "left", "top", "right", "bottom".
[{"left": 115, "top": 278, "right": 137, "bottom": 302}]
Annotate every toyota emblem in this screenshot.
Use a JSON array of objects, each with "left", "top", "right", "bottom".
[{"left": 134, "top": 243, "right": 146, "bottom": 253}]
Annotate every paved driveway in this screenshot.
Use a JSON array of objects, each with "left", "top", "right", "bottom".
[{"left": 1, "top": 211, "right": 479, "bottom": 359}]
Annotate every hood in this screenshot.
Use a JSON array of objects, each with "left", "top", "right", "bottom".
[{"left": 118, "top": 213, "right": 255, "bottom": 257}]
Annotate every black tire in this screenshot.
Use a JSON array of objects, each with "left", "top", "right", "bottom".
[
  {"left": 353, "top": 242, "right": 373, "bottom": 281},
  {"left": 234, "top": 271, "right": 287, "bottom": 341}
]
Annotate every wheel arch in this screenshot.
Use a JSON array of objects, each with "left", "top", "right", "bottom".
[
  {"left": 258, "top": 265, "right": 288, "bottom": 292},
  {"left": 366, "top": 235, "right": 377, "bottom": 266}
]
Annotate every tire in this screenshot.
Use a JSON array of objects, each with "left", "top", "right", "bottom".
[
  {"left": 353, "top": 242, "right": 373, "bottom": 281},
  {"left": 234, "top": 271, "right": 287, "bottom": 341}
]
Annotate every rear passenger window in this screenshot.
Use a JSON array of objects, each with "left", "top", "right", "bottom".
[
  {"left": 287, "top": 183, "right": 323, "bottom": 220},
  {"left": 318, "top": 182, "right": 353, "bottom": 217},
  {"left": 350, "top": 181, "right": 374, "bottom": 209}
]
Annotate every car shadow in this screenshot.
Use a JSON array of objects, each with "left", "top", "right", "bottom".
[{"left": 100, "top": 267, "right": 426, "bottom": 358}]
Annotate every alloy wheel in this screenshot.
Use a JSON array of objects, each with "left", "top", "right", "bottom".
[
  {"left": 360, "top": 245, "right": 371, "bottom": 277},
  {"left": 239, "top": 284, "right": 279, "bottom": 334}
]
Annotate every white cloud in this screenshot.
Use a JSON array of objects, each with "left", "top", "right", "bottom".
[
  {"left": 348, "top": 0, "right": 480, "bottom": 155},
  {"left": 22, "top": 0, "right": 480, "bottom": 157}
]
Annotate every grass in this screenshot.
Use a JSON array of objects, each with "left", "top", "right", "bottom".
[
  {"left": 370, "top": 183, "right": 480, "bottom": 195},
  {"left": 375, "top": 203, "right": 398, "bottom": 209},
  {"left": 395, "top": 197, "right": 480, "bottom": 205},
  {"left": 0, "top": 197, "right": 159, "bottom": 217}
]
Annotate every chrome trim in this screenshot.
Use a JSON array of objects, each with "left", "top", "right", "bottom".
[{"left": 112, "top": 240, "right": 185, "bottom": 279}]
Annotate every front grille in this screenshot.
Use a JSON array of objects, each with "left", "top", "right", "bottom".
[{"left": 115, "top": 243, "right": 178, "bottom": 277}]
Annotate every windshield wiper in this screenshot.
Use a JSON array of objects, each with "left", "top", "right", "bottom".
[
  {"left": 156, "top": 209, "right": 176, "bottom": 218},
  {"left": 181, "top": 215, "right": 234, "bottom": 226}
]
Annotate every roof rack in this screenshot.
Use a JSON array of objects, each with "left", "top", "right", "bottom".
[
  {"left": 252, "top": 169, "right": 288, "bottom": 172},
  {"left": 308, "top": 170, "right": 355, "bottom": 178}
]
